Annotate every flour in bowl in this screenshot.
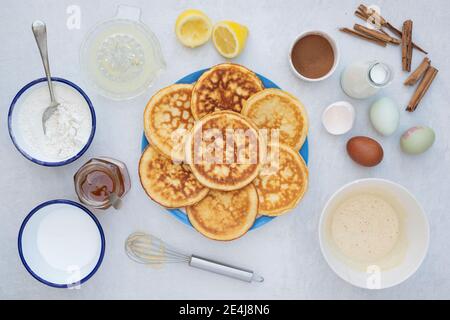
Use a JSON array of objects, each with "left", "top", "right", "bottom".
[{"left": 17, "top": 82, "right": 92, "bottom": 161}]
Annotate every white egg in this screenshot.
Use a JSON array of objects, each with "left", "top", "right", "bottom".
[{"left": 370, "top": 97, "right": 400, "bottom": 136}]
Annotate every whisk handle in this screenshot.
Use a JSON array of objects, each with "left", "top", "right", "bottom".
[{"left": 189, "top": 255, "right": 264, "bottom": 283}]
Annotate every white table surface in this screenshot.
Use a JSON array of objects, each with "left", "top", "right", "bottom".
[{"left": 1, "top": 0, "right": 449, "bottom": 300}]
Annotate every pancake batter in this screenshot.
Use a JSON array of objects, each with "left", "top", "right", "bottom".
[{"left": 331, "top": 194, "right": 400, "bottom": 263}]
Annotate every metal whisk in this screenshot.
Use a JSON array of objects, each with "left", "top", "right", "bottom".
[{"left": 125, "top": 232, "right": 264, "bottom": 283}]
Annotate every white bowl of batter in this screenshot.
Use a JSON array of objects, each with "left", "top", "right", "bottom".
[{"left": 319, "top": 178, "right": 429, "bottom": 289}]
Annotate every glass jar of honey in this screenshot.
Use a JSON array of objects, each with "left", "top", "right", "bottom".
[{"left": 74, "top": 157, "right": 131, "bottom": 209}]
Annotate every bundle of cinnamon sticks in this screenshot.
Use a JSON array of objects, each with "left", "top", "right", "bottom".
[
  {"left": 340, "top": 3, "right": 438, "bottom": 112},
  {"left": 341, "top": 4, "right": 427, "bottom": 53},
  {"left": 405, "top": 57, "right": 439, "bottom": 112}
]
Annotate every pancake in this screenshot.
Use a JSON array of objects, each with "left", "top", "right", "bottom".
[
  {"left": 253, "top": 143, "right": 308, "bottom": 216},
  {"left": 187, "top": 184, "right": 258, "bottom": 241},
  {"left": 139, "top": 145, "right": 209, "bottom": 208},
  {"left": 191, "top": 63, "right": 264, "bottom": 120},
  {"left": 144, "top": 84, "right": 195, "bottom": 162},
  {"left": 187, "top": 111, "right": 260, "bottom": 191},
  {"left": 242, "top": 88, "right": 308, "bottom": 151}
]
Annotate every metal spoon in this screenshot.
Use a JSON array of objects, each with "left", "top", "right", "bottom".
[
  {"left": 31, "top": 20, "right": 59, "bottom": 134},
  {"left": 108, "top": 192, "right": 123, "bottom": 210}
]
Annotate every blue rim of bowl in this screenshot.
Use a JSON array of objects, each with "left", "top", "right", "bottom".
[
  {"left": 141, "top": 68, "right": 309, "bottom": 230},
  {"left": 17, "top": 199, "right": 106, "bottom": 289},
  {"left": 8, "top": 77, "right": 96, "bottom": 167}
]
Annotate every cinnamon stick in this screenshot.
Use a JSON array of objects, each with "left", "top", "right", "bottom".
[
  {"left": 358, "top": 5, "right": 387, "bottom": 26},
  {"left": 379, "top": 29, "right": 401, "bottom": 44},
  {"left": 354, "top": 24, "right": 399, "bottom": 45},
  {"left": 355, "top": 4, "right": 428, "bottom": 54},
  {"left": 385, "top": 23, "right": 402, "bottom": 37},
  {"left": 404, "top": 57, "right": 431, "bottom": 86},
  {"left": 407, "top": 66, "right": 438, "bottom": 112},
  {"left": 379, "top": 28, "right": 390, "bottom": 37},
  {"left": 355, "top": 10, "right": 368, "bottom": 22},
  {"left": 339, "top": 27, "right": 387, "bottom": 47},
  {"left": 385, "top": 23, "right": 427, "bottom": 54},
  {"left": 402, "top": 20, "right": 413, "bottom": 72}
]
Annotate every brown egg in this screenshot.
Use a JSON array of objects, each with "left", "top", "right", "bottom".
[{"left": 346, "top": 136, "right": 384, "bottom": 167}]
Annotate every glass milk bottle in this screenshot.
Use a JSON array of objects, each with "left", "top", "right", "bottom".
[{"left": 341, "top": 61, "right": 393, "bottom": 99}]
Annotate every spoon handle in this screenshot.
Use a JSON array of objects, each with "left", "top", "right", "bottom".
[{"left": 31, "top": 20, "right": 57, "bottom": 105}]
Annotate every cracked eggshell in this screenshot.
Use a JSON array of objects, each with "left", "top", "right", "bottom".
[
  {"left": 322, "top": 101, "right": 355, "bottom": 135},
  {"left": 370, "top": 97, "right": 400, "bottom": 136}
]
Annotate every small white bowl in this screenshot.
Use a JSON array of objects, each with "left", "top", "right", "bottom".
[
  {"left": 289, "top": 30, "right": 340, "bottom": 82},
  {"left": 322, "top": 101, "right": 355, "bottom": 135},
  {"left": 18, "top": 200, "right": 105, "bottom": 288},
  {"left": 319, "top": 179, "right": 429, "bottom": 289}
]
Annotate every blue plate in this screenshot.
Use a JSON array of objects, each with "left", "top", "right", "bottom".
[{"left": 141, "top": 69, "right": 309, "bottom": 230}]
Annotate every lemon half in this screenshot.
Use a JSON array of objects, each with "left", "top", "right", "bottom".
[
  {"left": 175, "top": 9, "right": 212, "bottom": 48},
  {"left": 212, "top": 21, "right": 248, "bottom": 59}
]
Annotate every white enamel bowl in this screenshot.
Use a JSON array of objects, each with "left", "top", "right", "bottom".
[
  {"left": 8, "top": 78, "right": 96, "bottom": 167},
  {"left": 18, "top": 200, "right": 105, "bottom": 288}
]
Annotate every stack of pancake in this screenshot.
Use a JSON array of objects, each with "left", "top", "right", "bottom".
[{"left": 140, "top": 63, "right": 309, "bottom": 241}]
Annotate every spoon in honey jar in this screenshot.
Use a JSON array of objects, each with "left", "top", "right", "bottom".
[{"left": 108, "top": 192, "right": 123, "bottom": 210}]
